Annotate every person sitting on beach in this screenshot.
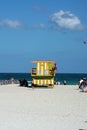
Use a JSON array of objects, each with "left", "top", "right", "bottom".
[
  {"left": 63, "top": 80, "right": 66, "bottom": 85},
  {"left": 19, "top": 80, "right": 24, "bottom": 86},
  {"left": 23, "top": 79, "right": 28, "bottom": 87},
  {"left": 19, "top": 79, "right": 28, "bottom": 87},
  {"left": 78, "top": 78, "right": 84, "bottom": 89}
]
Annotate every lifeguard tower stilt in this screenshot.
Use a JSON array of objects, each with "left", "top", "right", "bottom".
[{"left": 31, "top": 60, "right": 57, "bottom": 87}]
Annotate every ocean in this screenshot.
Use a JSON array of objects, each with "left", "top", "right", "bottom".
[{"left": 0, "top": 73, "right": 87, "bottom": 85}]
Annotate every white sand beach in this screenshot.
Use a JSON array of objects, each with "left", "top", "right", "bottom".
[{"left": 0, "top": 84, "right": 87, "bottom": 130}]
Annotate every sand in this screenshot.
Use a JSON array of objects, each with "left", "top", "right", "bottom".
[{"left": 0, "top": 84, "right": 87, "bottom": 130}]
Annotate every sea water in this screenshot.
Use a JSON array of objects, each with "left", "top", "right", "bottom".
[
  {"left": 0, "top": 73, "right": 87, "bottom": 85},
  {"left": 55, "top": 73, "right": 87, "bottom": 85}
]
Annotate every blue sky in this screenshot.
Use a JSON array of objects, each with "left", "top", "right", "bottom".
[{"left": 0, "top": 0, "right": 87, "bottom": 73}]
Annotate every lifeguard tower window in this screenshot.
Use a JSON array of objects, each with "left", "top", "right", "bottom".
[{"left": 32, "top": 68, "right": 36, "bottom": 75}]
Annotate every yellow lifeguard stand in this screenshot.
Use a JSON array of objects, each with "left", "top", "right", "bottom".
[{"left": 31, "top": 60, "right": 57, "bottom": 87}]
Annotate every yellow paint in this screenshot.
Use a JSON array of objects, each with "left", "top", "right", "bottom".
[
  {"left": 44, "top": 80, "right": 46, "bottom": 85},
  {"left": 45, "top": 62, "right": 46, "bottom": 70},
  {"left": 41, "top": 80, "right": 43, "bottom": 85},
  {"left": 49, "top": 80, "right": 50, "bottom": 84},
  {"left": 34, "top": 79, "right": 36, "bottom": 84},
  {"left": 37, "top": 62, "right": 40, "bottom": 75},
  {"left": 46, "top": 80, "right": 48, "bottom": 84},
  {"left": 35, "top": 80, "right": 38, "bottom": 84},
  {"left": 41, "top": 62, "right": 43, "bottom": 75},
  {"left": 52, "top": 79, "right": 53, "bottom": 84},
  {"left": 39, "top": 80, "right": 41, "bottom": 85}
]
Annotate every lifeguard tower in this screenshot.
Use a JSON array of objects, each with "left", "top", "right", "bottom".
[{"left": 31, "top": 60, "right": 57, "bottom": 87}]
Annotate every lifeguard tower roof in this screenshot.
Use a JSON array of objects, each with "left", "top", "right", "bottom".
[{"left": 32, "top": 60, "right": 55, "bottom": 63}]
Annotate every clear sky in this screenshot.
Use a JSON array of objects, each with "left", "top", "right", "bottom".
[{"left": 0, "top": 0, "right": 87, "bottom": 73}]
